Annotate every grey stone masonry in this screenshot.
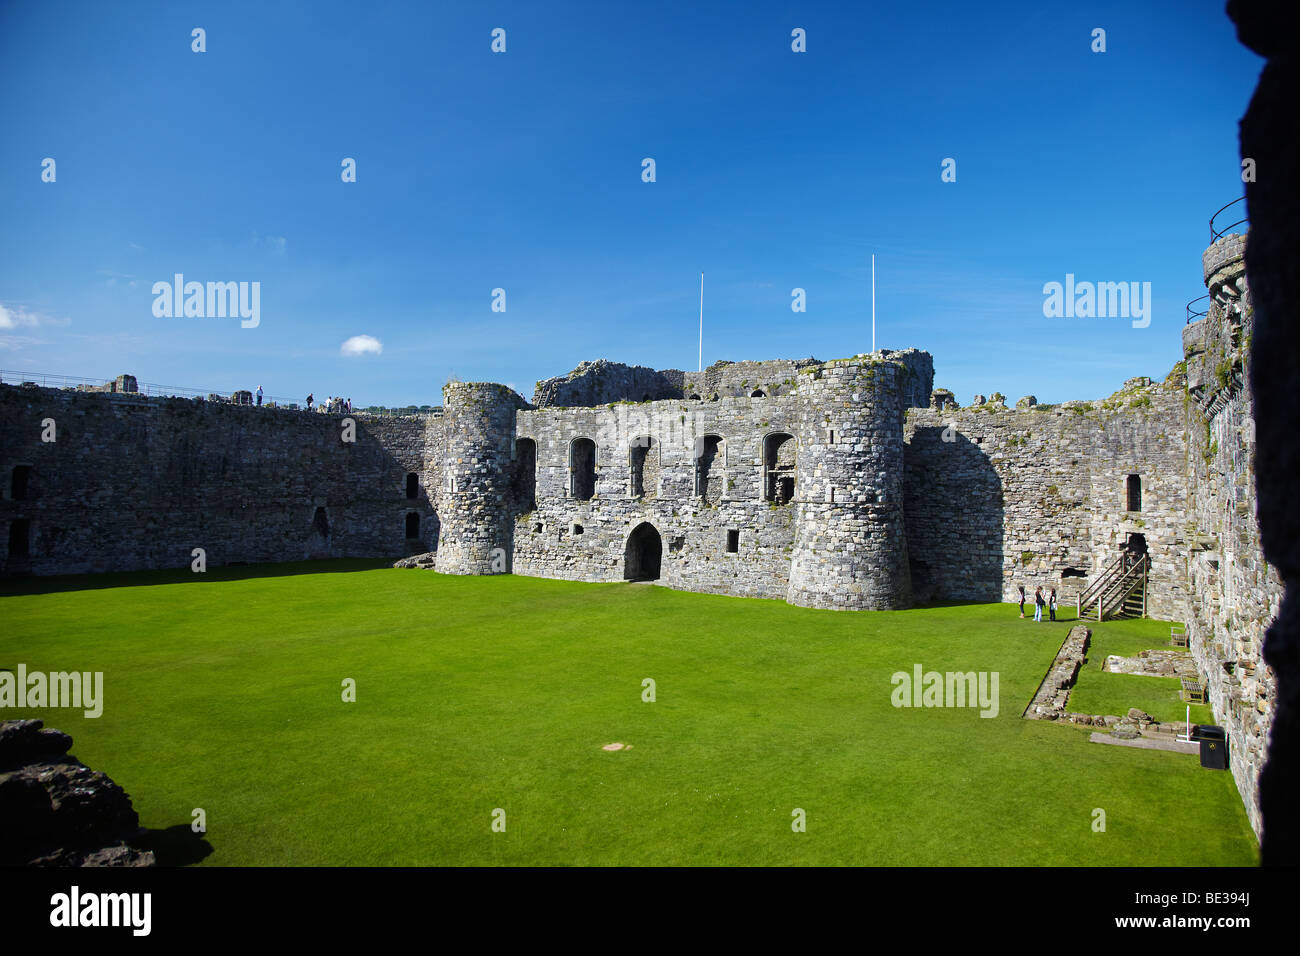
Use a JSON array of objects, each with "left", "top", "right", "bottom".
[
  {"left": 904, "top": 381, "right": 1189, "bottom": 615},
  {"left": 1182, "top": 233, "right": 1278, "bottom": 840},
  {"left": 682, "top": 358, "right": 821, "bottom": 401},
  {"left": 0, "top": 387, "right": 438, "bottom": 574},
  {"left": 510, "top": 393, "right": 800, "bottom": 600},
  {"left": 532, "top": 360, "right": 682, "bottom": 408},
  {"left": 1024, "top": 625, "right": 1090, "bottom": 719},
  {"left": 436, "top": 382, "right": 529, "bottom": 574},
  {"left": 787, "top": 356, "right": 911, "bottom": 609},
  {"left": 0, "top": 231, "right": 1281, "bottom": 844}
]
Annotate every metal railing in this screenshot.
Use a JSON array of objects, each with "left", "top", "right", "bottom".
[
  {"left": 1186, "top": 294, "right": 1210, "bottom": 325},
  {"left": 1078, "top": 552, "right": 1149, "bottom": 621},
  {"left": 1078, "top": 552, "right": 1125, "bottom": 618},
  {"left": 0, "top": 370, "right": 301, "bottom": 407},
  {"left": 1210, "top": 197, "right": 1248, "bottom": 243},
  {"left": 0, "top": 369, "right": 442, "bottom": 417}
]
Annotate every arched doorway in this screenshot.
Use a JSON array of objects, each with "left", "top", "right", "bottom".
[{"left": 624, "top": 522, "right": 662, "bottom": 581}]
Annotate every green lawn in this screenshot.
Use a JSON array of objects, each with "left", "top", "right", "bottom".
[
  {"left": 0, "top": 563, "right": 1257, "bottom": 866},
  {"left": 1070, "top": 618, "right": 1213, "bottom": 725}
]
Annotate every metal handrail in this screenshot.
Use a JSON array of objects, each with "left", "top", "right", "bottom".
[
  {"left": 1078, "top": 552, "right": 1126, "bottom": 608},
  {"left": 1082, "top": 554, "right": 1149, "bottom": 621},
  {"left": 0, "top": 369, "right": 299, "bottom": 406},
  {"left": 1210, "top": 197, "right": 1248, "bottom": 243},
  {"left": 1186, "top": 294, "right": 1210, "bottom": 325},
  {"left": 1077, "top": 552, "right": 1149, "bottom": 620},
  {"left": 1102, "top": 554, "right": 1149, "bottom": 619},
  {"left": 0, "top": 369, "right": 429, "bottom": 415}
]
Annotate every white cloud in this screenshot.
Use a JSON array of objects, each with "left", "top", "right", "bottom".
[
  {"left": 341, "top": 334, "right": 383, "bottom": 357},
  {"left": 0, "top": 303, "right": 66, "bottom": 331},
  {"left": 251, "top": 233, "right": 287, "bottom": 255},
  {"left": 0, "top": 303, "right": 68, "bottom": 351}
]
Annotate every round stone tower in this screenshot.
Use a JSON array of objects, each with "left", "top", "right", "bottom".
[
  {"left": 786, "top": 356, "right": 912, "bottom": 610},
  {"left": 437, "top": 382, "right": 527, "bottom": 574}
]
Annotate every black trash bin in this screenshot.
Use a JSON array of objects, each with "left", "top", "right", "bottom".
[{"left": 1196, "top": 725, "right": 1228, "bottom": 770}]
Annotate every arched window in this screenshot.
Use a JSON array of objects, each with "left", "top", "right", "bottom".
[
  {"left": 11, "top": 466, "right": 31, "bottom": 501},
  {"left": 405, "top": 473, "right": 419, "bottom": 499},
  {"left": 750, "top": 389, "right": 765, "bottom": 398},
  {"left": 514, "top": 438, "right": 537, "bottom": 510},
  {"left": 570, "top": 438, "right": 596, "bottom": 501},
  {"left": 1126, "top": 474, "right": 1142, "bottom": 512},
  {"left": 629, "top": 436, "right": 659, "bottom": 498},
  {"left": 8, "top": 519, "right": 30, "bottom": 558},
  {"left": 405, "top": 512, "right": 420, "bottom": 539},
  {"left": 764, "top": 433, "right": 796, "bottom": 504},
  {"left": 696, "top": 435, "right": 725, "bottom": 503}
]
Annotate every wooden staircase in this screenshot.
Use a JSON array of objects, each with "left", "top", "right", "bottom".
[{"left": 1077, "top": 552, "right": 1149, "bottom": 621}]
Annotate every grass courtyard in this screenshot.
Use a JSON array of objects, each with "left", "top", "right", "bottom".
[
  {"left": 1070, "top": 618, "right": 1214, "bottom": 726},
  {"left": 0, "top": 562, "right": 1258, "bottom": 866}
]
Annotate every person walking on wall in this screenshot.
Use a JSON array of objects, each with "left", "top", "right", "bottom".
[
  {"left": 1049, "top": 588, "right": 1058, "bottom": 622},
  {"left": 1034, "top": 586, "right": 1045, "bottom": 622},
  {"left": 306, "top": 393, "right": 313, "bottom": 410},
  {"left": 1018, "top": 585, "right": 1026, "bottom": 618},
  {"left": 256, "top": 385, "right": 263, "bottom": 407}
]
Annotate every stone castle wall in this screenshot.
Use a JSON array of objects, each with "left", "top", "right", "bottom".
[
  {"left": 436, "top": 383, "right": 528, "bottom": 574},
  {"left": 1181, "top": 233, "right": 1280, "bottom": 839},
  {"left": 682, "top": 358, "right": 821, "bottom": 400},
  {"left": 511, "top": 395, "right": 802, "bottom": 600},
  {"left": 787, "top": 358, "right": 912, "bottom": 609},
  {"left": 0, "top": 387, "right": 440, "bottom": 574},
  {"left": 904, "top": 385, "right": 1190, "bottom": 616},
  {"left": 532, "top": 360, "right": 682, "bottom": 408},
  {"left": 0, "top": 254, "right": 1279, "bottom": 839}
]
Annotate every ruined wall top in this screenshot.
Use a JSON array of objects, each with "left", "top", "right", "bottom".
[
  {"left": 530, "top": 349, "right": 935, "bottom": 409},
  {"left": 531, "top": 360, "right": 682, "bottom": 407},
  {"left": 1203, "top": 231, "right": 1247, "bottom": 285}
]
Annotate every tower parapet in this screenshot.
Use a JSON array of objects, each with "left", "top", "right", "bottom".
[
  {"left": 437, "top": 382, "right": 528, "bottom": 574},
  {"left": 787, "top": 356, "right": 912, "bottom": 610}
]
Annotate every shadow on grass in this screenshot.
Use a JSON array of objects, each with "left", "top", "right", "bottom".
[
  {"left": 0, "top": 558, "right": 394, "bottom": 597},
  {"left": 135, "top": 824, "right": 215, "bottom": 867}
]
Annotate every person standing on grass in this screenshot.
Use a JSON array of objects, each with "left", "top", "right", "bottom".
[
  {"left": 1049, "top": 588, "right": 1058, "bottom": 622},
  {"left": 1034, "top": 586, "right": 1045, "bottom": 622},
  {"left": 1018, "top": 585, "right": 1026, "bottom": 618}
]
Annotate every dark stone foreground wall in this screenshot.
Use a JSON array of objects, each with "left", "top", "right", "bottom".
[
  {"left": 1229, "top": 0, "right": 1300, "bottom": 864},
  {"left": 0, "top": 385, "right": 441, "bottom": 575}
]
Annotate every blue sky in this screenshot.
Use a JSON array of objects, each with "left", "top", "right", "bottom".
[{"left": 0, "top": 0, "right": 1262, "bottom": 407}]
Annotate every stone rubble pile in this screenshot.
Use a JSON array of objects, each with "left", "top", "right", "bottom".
[{"left": 0, "top": 719, "right": 155, "bottom": 866}]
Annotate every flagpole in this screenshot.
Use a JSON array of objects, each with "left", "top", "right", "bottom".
[
  {"left": 698, "top": 272, "right": 704, "bottom": 372},
  {"left": 872, "top": 254, "right": 876, "bottom": 353}
]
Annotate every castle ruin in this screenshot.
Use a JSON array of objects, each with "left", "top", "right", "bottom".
[{"left": 0, "top": 232, "right": 1277, "bottom": 839}]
